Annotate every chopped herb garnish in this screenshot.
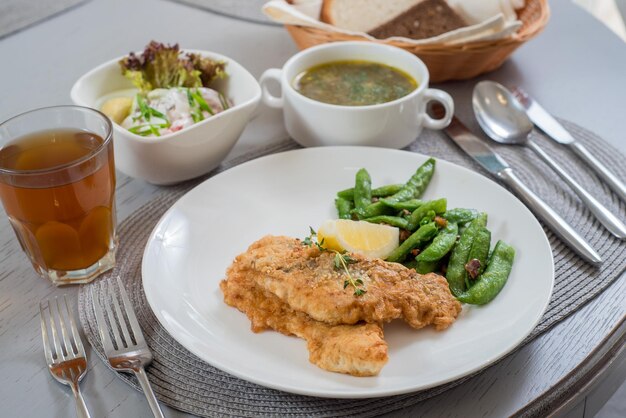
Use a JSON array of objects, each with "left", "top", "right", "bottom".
[
  {"left": 148, "top": 106, "right": 168, "bottom": 120},
  {"left": 130, "top": 93, "right": 171, "bottom": 136},
  {"left": 218, "top": 92, "right": 230, "bottom": 110},
  {"left": 191, "top": 89, "right": 214, "bottom": 115},
  {"left": 136, "top": 94, "right": 151, "bottom": 120},
  {"left": 148, "top": 124, "right": 160, "bottom": 136},
  {"left": 303, "top": 228, "right": 367, "bottom": 296}
]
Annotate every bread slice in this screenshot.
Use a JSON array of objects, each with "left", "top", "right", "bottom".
[
  {"left": 321, "top": 0, "right": 423, "bottom": 33},
  {"left": 369, "top": 0, "right": 467, "bottom": 40}
]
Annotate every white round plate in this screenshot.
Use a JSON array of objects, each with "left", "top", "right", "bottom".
[{"left": 142, "top": 147, "right": 554, "bottom": 398}]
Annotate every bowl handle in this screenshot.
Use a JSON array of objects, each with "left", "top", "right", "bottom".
[
  {"left": 259, "top": 69, "right": 284, "bottom": 108},
  {"left": 421, "top": 88, "right": 454, "bottom": 130}
]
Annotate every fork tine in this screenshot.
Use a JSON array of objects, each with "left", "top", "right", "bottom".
[
  {"left": 108, "top": 280, "right": 134, "bottom": 347},
  {"left": 102, "top": 280, "right": 126, "bottom": 350},
  {"left": 91, "top": 283, "right": 116, "bottom": 353},
  {"left": 115, "top": 276, "right": 145, "bottom": 345},
  {"left": 49, "top": 297, "right": 67, "bottom": 360},
  {"left": 55, "top": 296, "right": 74, "bottom": 358},
  {"left": 39, "top": 302, "right": 54, "bottom": 365},
  {"left": 64, "top": 295, "right": 85, "bottom": 357}
]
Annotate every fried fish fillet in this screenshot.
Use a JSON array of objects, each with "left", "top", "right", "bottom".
[
  {"left": 237, "top": 235, "right": 462, "bottom": 330},
  {"left": 220, "top": 260, "right": 388, "bottom": 376}
]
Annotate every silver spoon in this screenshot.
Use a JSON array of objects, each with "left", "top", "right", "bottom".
[{"left": 473, "top": 81, "right": 626, "bottom": 240}]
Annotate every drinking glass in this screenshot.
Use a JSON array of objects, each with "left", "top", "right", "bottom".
[{"left": 0, "top": 106, "right": 117, "bottom": 285}]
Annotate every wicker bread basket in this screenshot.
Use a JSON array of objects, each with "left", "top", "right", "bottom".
[{"left": 285, "top": 0, "right": 550, "bottom": 82}]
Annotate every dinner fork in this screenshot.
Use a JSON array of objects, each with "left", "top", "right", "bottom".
[
  {"left": 91, "top": 277, "right": 165, "bottom": 418},
  {"left": 39, "top": 296, "right": 91, "bottom": 418}
]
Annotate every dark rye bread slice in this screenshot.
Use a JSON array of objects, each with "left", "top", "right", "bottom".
[{"left": 369, "top": 0, "right": 467, "bottom": 40}]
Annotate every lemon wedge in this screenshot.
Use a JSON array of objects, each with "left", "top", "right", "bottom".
[{"left": 317, "top": 219, "right": 400, "bottom": 259}]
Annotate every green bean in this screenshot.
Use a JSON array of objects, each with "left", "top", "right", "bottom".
[
  {"left": 406, "top": 198, "right": 447, "bottom": 231},
  {"left": 335, "top": 197, "right": 354, "bottom": 219},
  {"left": 364, "top": 216, "right": 409, "bottom": 229},
  {"left": 353, "top": 201, "right": 394, "bottom": 219},
  {"left": 464, "top": 227, "right": 491, "bottom": 289},
  {"left": 416, "top": 222, "right": 458, "bottom": 262},
  {"left": 353, "top": 169, "right": 372, "bottom": 213},
  {"left": 337, "top": 184, "right": 403, "bottom": 200},
  {"left": 386, "top": 222, "right": 438, "bottom": 263},
  {"left": 419, "top": 210, "right": 437, "bottom": 226},
  {"left": 414, "top": 260, "right": 438, "bottom": 274},
  {"left": 381, "top": 158, "right": 436, "bottom": 205},
  {"left": 383, "top": 199, "right": 425, "bottom": 211},
  {"left": 456, "top": 241, "right": 515, "bottom": 305},
  {"left": 442, "top": 208, "right": 479, "bottom": 225},
  {"left": 403, "top": 259, "right": 418, "bottom": 270},
  {"left": 445, "top": 213, "right": 487, "bottom": 295}
]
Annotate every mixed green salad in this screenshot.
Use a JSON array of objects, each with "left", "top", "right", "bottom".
[{"left": 100, "top": 41, "right": 230, "bottom": 137}]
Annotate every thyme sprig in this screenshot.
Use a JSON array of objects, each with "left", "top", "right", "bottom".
[{"left": 303, "top": 227, "right": 367, "bottom": 296}]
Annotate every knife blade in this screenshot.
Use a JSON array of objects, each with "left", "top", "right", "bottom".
[
  {"left": 444, "top": 115, "right": 602, "bottom": 265},
  {"left": 512, "top": 87, "right": 574, "bottom": 144},
  {"left": 512, "top": 86, "right": 626, "bottom": 203}
]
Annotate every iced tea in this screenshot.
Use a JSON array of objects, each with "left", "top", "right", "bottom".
[{"left": 0, "top": 107, "right": 117, "bottom": 285}]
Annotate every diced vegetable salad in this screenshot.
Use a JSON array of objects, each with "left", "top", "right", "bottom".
[
  {"left": 100, "top": 41, "right": 230, "bottom": 137},
  {"left": 122, "top": 87, "right": 230, "bottom": 136}
]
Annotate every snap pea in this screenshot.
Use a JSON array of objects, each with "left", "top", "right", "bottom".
[
  {"left": 416, "top": 222, "right": 458, "bottom": 263},
  {"left": 414, "top": 260, "right": 438, "bottom": 274},
  {"left": 442, "top": 208, "right": 479, "bottom": 225},
  {"left": 383, "top": 199, "right": 425, "bottom": 211},
  {"left": 381, "top": 158, "right": 436, "bottom": 205},
  {"left": 337, "top": 184, "right": 403, "bottom": 201},
  {"left": 445, "top": 213, "right": 488, "bottom": 295},
  {"left": 364, "top": 215, "right": 409, "bottom": 229},
  {"left": 464, "top": 227, "right": 491, "bottom": 289},
  {"left": 353, "top": 201, "right": 394, "bottom": 219},
  {"left": 419, "top": 210, "right": 437, "bottom": 227},
  {"left": 456, "top": 240, "right": 515, "bottom": 305},
  {"left": 353, "top": 169, "right": 372, "bottom": 213},
  {"left": 406, "top": 198, "right": 447, "bottom": 231},
  {"left": 386, "top": 222, "right": 438, "bottom": 263},
  {"left": 335, "top": 197, "right": 354, "bottom": 219},
  {"left": 403, "top": 259, "right": 418, "bottom": 269}
]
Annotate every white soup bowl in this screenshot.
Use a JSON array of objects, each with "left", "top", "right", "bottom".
[{"left": 260, "top": 41, "right": 453, "bottom": 149}]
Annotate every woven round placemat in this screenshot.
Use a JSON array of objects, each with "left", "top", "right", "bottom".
[{"left": 78, "top": 120, "right": 625, "bottom": 417}]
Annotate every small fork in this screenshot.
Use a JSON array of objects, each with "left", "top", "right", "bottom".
[
  {"left": 91, "top": 277, "right": 165, "bottom": 418},
  {"left": 40, "top": 296, "right": 91, "bottom": 418}
]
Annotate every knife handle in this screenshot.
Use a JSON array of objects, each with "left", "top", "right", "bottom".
[
  {"left": 526, "top": 140, "right": 626, "bottom": 239},
  {"left": 497, "top": 168, "right": 602, "bottom": 265},
  {"left": 569, "top": 141, "right": 626, "bottom": 203}
]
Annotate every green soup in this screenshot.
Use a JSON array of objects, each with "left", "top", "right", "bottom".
[{"left": 294, "top": 60, "right": 418, "bottom": 106}]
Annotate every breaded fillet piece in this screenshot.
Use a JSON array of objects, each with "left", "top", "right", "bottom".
[
  {"left": 238, "top": 235, "right": 462, "bottom": 330},
  {"left": 220, "top": 260, "right": 388, "bottom": 376}
]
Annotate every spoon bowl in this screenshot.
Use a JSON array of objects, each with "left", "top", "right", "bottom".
[{"left": 472, "top": 81, "right": 534, "bottom": 145}]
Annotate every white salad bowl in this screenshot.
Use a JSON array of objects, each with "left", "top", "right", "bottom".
[{"left": 71, "top": 50, "right": 261, "bottom": 185}]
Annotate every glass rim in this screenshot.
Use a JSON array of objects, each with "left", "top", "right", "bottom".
[{"left": 0, "top": 105, "right": 113, "bottom": 176}]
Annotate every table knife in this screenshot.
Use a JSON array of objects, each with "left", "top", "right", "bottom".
[
  {"left": 444, "top": 115, "right": 602, "bottom": 265},
  {"left": 512, "top": 86, "right": 626, "bottom": 203}
]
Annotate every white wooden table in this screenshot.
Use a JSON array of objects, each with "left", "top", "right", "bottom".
[{"left": 0, "top": 0, "right": 624, "bottom": 417}]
